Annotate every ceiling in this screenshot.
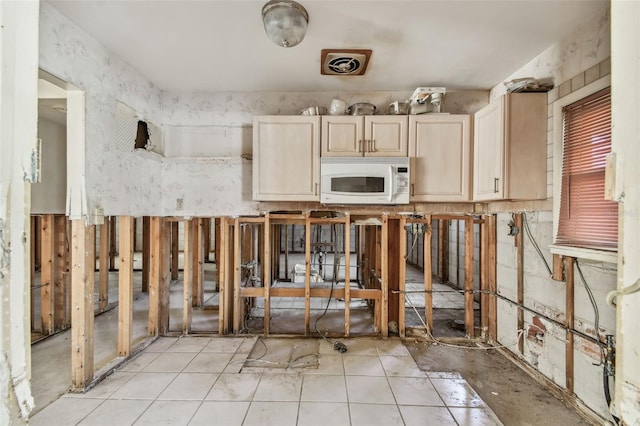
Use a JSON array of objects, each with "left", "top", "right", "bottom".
[{"left": 47, "top": 0, "right": 608, "bottom": 93}]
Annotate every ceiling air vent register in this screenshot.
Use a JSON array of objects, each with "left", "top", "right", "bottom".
[{"left": 321, "top": 49, "right": 372, "bottom": 76}]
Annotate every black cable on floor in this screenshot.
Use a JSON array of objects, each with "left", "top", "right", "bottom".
[{"left": 314, "top": 224, "right": 347, "bottom": 354}]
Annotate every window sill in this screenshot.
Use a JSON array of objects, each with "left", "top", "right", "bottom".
[{"left": 549, "top": 244, "right": 617, "bottom": 264}]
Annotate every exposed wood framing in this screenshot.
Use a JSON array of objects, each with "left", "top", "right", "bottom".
[
  {"left": 142, "top": 216, "right": 150, "bottom": 292},
  {"left": 54, "top": 215, "right": 68, "bottom": 330},
  {"left": 214, "top": 218, "right": 221, "bottom": 283},
  {"left": 204, "top": 218, "right": 211, "bottom": 262},
  {"left": 171, "top": 221, "right": 179, "bottom": 280},
  {"left": 381, "top": 214, "right": 389, "bottom": 337},
  {"left": 515, "top": 212, "right": 524, "bottom": 353},
  {"left": 398, "top": 217, "right": 407, "bottom": 337},
  {"left": 182, "top": 219, "right": 195, "bottom": 334},
  {"left": 304, "top": 213, "right": 311, "bottom": 336},
  {"left": 218, "top": 217, "right": 228, "bottom": 334},
  {"left": 464, "top": 216, "right": 475, "bottom": 338},
  {"left": 424, "top": 216, "right": 433, "bottom": 334},
  {"left": 98, "top": 219, "right": 109, "bottom": 311},
  {"left": 480, "top": 215, "right": 489, "bottom": 338},
  {"left": 487, "top": 215, "right": 498, "bottom": 343},
  {"left": 438, "top": 219, "right": 449, "bottom": 283},
  {"left": 40, "top": 214, "right": 55, "bottom": 335},
  {"left": 118, "top": 216, "right": 134, "bottom": 356},
  {"left": 149, "top": 217, "right": 170, "bottom": 335},
  {"left": 70, "top": 220, "right": 95, "bottom": 390},
  {"left": 565, "top": 256, "right": 575, "bottom": 394},
  {"left": 30, "top": 216, "right": 37, "bottom": 329},
  {"left": 109, "top": 216, "right": 117, "bottom": 271},
  {"left": 233, "top": 218, "right": 242, "bottom": 333},
  {"left": 388, "top": 218, "right": 401, "bottom": 334},
  {"left": 264, "top": 214, "right": 271, "bottom": 335},
  {"left": 192, "top": 218, "right": 204, "bottom": 307},
  {"left": 344, "top": 214, "right": 351, "bottom": 336},
  {"left": 552, "top": 254, "right": 565, "bottom": 282}
]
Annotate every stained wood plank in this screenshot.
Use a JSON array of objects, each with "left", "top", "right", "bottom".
[
  {"left": 40, "top": 214, "right": 55, "bottom": 335},
  {"left": 204, "top": 218, "right": 211, "bottom": 262},
  {"left": 424, "top": 216, "right": 434, "bottom": 334},
  {"left": 565, "top": 256, "right": 575, "bottom": 394},
  {"left": 182, "top": 219, "right": 195, "bottom": 334},
  {"left": 233, "top": 218, "right": 242, "bottom": 333},
  {"left": 54, "top": 215, "right": 68, "bottom": 330},
  {"left": 149, "top": 217, "right": 170, "bottom": 335},
  {"left": 142, "top": 216, "right": 150, "bottom": 293},
  {"left": 480, "top": 215, "right": 489, "bottom": 338},
  {"left": 464, "top": 216, "right": 474, "bottom": 338},
  {"left": 487, "top": 215, "right": 498, "bottom": 342},
  {"left": 218, "top": 218, "right": 228, "bottom": 334},
  {"left": 171, "top": 221, "right": 179, "bottom": 280},
  {"left": 398, "top": 217, "right": 407, "bottom": 338},
  {"left": 98, "top": 218, "right": 109, "bottom": 311},
  {"left": 118, "top": 216, "right": 134, "bottom": 356},
  {"left": 344, "top": 214, "right": 351, "bottom": 337},
  {"left": 109, "top": 216, "right": 116, "bottom": 271},
  {"left": 381, "top": 214, "right": 389, "bottom": 337},
  {"left": 192, "top": 218, "right": 204, "bottom": 307},
  {"left": 70, "top": 220, "right": 95, "bottom": 390},
  {"left": 552, "top": 254, "right": 565, "bottom": 281},
  {"left": 264, "top": 214, "right": 271, "bottom": 335},
  {"left": 515, "top": 213, "right": 524, "bottom": 353},
  {"left": 304, "top": 214, "right": 311, "bottom": 336},
  {"left": 439, "top": 220, "right": 449, "bottom": 283}
]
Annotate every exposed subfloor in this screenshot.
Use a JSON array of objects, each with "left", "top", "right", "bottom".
[{"left": 30, "top": 336, "right": 591, "bottom": 425}]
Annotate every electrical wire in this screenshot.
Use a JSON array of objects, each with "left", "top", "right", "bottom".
[
  {"left": 575, "top": 259, "right": 606, "bottom": 364},
  {"left": 403, "top": 290, "right": 524, "bottom": 351},
  {"left": 404, "top": 232, "right": 419, "bottom": 261},
  {"left": 522, "top": 212, "right": 553, "bottom": 277},
  {"left": 314, "top": 224, "right": 347, "bottom": 353}
]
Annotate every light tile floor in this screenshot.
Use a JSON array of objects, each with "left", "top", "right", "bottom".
[{"left": 31, "top": 336, "right": 502, "bottom": 426}]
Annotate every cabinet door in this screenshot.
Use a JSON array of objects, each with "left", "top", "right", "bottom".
[
  {"left": 364, "top": 116, "right": 408, "bottom": 157},
  {"left": 253, "top": 116, "right": 320, "bottom": 201},
  {"left": 409, "top": 115, "right": 471, "bottom": 202},
  {"left": 473, "top": 98, "right": 505, "bottom": 201},
  {"left": 321, "top": 116, "right": 363, "bottom": 157}
]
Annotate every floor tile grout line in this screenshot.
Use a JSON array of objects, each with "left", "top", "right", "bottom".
[{"left": 378, "top": 347, "right": 407, "bottom": 425}]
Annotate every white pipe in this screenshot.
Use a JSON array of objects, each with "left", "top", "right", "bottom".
[{"left": 606, "top": 278, "right": 640, "bottom": 307}]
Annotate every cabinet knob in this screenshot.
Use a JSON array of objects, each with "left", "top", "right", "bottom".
[
  {"left": 371, "top": 139, "right": 376, "bottom": 152},
  {"left": 494, "top": 177, "right": 500, "bottom": 193},
  {"left": 358, "top": 140, "right": 363, "bottom": 153},
  {"left": 411, "top": 183, "right": 415, "bottom": 197},
  {"left": 315, "top": 182, "right": 318, "bottom": 196}
]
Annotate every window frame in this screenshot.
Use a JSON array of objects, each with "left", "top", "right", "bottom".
[{"left": 550, "top": 74, "right": 617, "bottom": 264}]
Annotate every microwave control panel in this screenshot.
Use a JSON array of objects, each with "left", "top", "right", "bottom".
[{"left": 395, "top": 166, "right": 410, "bottom": 194}]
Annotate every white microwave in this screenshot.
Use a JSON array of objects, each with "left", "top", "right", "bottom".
[{"left": 320, "top": 157, "right": 410, "bottom": 205}]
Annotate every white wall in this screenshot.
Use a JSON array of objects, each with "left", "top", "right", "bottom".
[
  {"left": 0, "top": 1, "right": 39, "bottom": 423},
  {"left": 38, "top": 2, "right": 164, "bottom": 217},
  {"left": 489, "top": 5, "right": 617, "bottom": 420},
  {"left": 31, "top": 116, "right": 66, "bottom": 214},
  {"left": 611, "top": 1, "right": 640, "bottom": 423}
]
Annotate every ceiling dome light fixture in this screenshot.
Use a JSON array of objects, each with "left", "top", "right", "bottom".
[{"left": 262, "top": 0, "right": 308, "bottom": 48}]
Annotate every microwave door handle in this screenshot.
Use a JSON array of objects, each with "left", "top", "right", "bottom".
[{"left": 388, "top": 166, "right": 394, "bottom": 203}]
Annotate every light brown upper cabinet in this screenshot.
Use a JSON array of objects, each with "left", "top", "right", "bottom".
[
  {"left": 321, "top": 115, "right": 408, "bottom": 157},
  {"left": 473, "top": 92, "right": 547, "bottom": 201},
  {"left": 253, "top": 116, "right": 320, "bottom": 201},
  {"left": 409, "top": 114, "right": 472, "bottom": 202}
]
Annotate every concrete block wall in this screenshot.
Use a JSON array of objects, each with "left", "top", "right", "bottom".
[{"left": 495, "top": 212, "right": 617, "bottom": 418}]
